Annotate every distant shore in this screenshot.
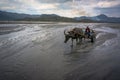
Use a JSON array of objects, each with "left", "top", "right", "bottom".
[
  {"left": 0, "top": 21, "right": 88, "bottom": 24},
  {"left": 0, "top": 21, "right": 119, "bottom": 24}
]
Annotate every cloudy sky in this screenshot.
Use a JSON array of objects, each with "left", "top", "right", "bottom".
[{"left": 0, "top": 0, "right": 120, "bottom": 17}]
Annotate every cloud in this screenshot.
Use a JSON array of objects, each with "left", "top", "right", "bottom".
[
  {"left": 16, "top": 0, "right": 58, "bottom": 9},
  {"left": 0, "top": 0, "right": 120, "bottom": 17},
  {"left": 93, "top": 0, "right": 120, "bottom": 17},
  {"left": 75, "top": 0, "right": 120, "bottom": 17},
  {"left": 95, "top": 5, "right": 120, "bottom": 17},
  {"left": 37, "top": 0, "right": 72, "bottom": 3},
  {"left": 71, "top": 9, "right": 89, "bottom": 16},
  {"left": 97, "top": 1, "right": 120, "bottom": 8},
  {"left": 0, "top": 0, "right": 58, "bottom": 13}
]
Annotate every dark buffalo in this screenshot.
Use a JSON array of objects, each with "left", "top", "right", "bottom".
[
  {"left": 64, "top": 28, "right": 85, "bottom": 45},
  {"left": 64, "top": 28, "right": 96, "bottom": 46}
]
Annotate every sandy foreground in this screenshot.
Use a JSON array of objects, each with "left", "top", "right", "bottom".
[{"left": 0, "top": 23, "right": 120, "bottom": 80}]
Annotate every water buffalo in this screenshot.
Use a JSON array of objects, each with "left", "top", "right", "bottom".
[
  {"left": 64, "top": 28, "right": 96, "bottom": 46},
  {"left": 64, "top": 28, "right": 85, "bottom": 46}
]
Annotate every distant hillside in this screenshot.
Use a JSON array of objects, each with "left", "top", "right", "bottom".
[
  {"left": 0, "top": 11, "right": 40, "bottom": 21},
  {"left": 78, "top": 19, "right": 99, "bottom": 23},
  {"left": 0, "top": 10, "right": 120, "bottom": 23},
  {"left": 20, "top": 14, "right": 76, "bottom": 22},
  {"left": 75, "top": 14, "right": 120, "bottom": 23}
]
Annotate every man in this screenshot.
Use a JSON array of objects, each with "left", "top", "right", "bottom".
[{"left": 85, "top": 26, "right": 90, "bottom": 38}]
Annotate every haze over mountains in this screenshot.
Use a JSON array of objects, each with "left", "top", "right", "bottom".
[{"left": 0, "top": 11, "right": 120, "bottom": 23}]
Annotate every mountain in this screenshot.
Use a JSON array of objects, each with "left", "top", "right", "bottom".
[
  {"left": 0, "top": 10, "right": 120, "bottom": 23},
  {"left": 94, "top": 14, "right": 120, "bottom": 23},
  {"left": 0, "top": 11, "right": 75, "bottom": 22},
  {"left": 96, "top": 14, "right": 108, "bottom": 19},
  {"left": 74, "top": 14, "right": 120, "bottom": 23},
  {"left": 21, "top": 14, "right": 76, "bottom": 22},
  {"left": 0, "top": 11, "right": 40, "bottom": 21}
]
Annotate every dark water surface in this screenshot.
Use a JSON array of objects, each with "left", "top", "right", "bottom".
[{"left": 0, "top": 23, "right": 120, "bottom": 80}]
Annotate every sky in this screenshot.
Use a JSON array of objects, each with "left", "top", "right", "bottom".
[{"left": 0, "top": 0, "right": 120, "bottom": 17}]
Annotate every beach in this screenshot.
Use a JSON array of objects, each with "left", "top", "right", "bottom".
[{"left": 0, "top": 23, "right": 120, "bottom": 80}]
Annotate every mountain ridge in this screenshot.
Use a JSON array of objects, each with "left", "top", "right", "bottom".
[{"left": 0, "top": 10, "right": 120, "bottom": 23}]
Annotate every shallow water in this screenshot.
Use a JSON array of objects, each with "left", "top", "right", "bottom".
[{"left": 0, "top": 23, "right": 120, "bottom": 80}]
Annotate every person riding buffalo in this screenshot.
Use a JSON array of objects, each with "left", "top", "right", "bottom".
[{"left": 85, "top": 26, "right": 90, "bottom": 38}]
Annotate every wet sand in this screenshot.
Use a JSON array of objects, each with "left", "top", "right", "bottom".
[{"left": 0, "top": 23, "right": 120, "bottom": 80}]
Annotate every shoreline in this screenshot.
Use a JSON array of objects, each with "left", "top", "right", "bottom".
[
  {"left": 0, "top": 21, "right": 120, "bottom": 24},
  {"left": 0, "top": 21, "right": 59, "bottom": 24}
]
